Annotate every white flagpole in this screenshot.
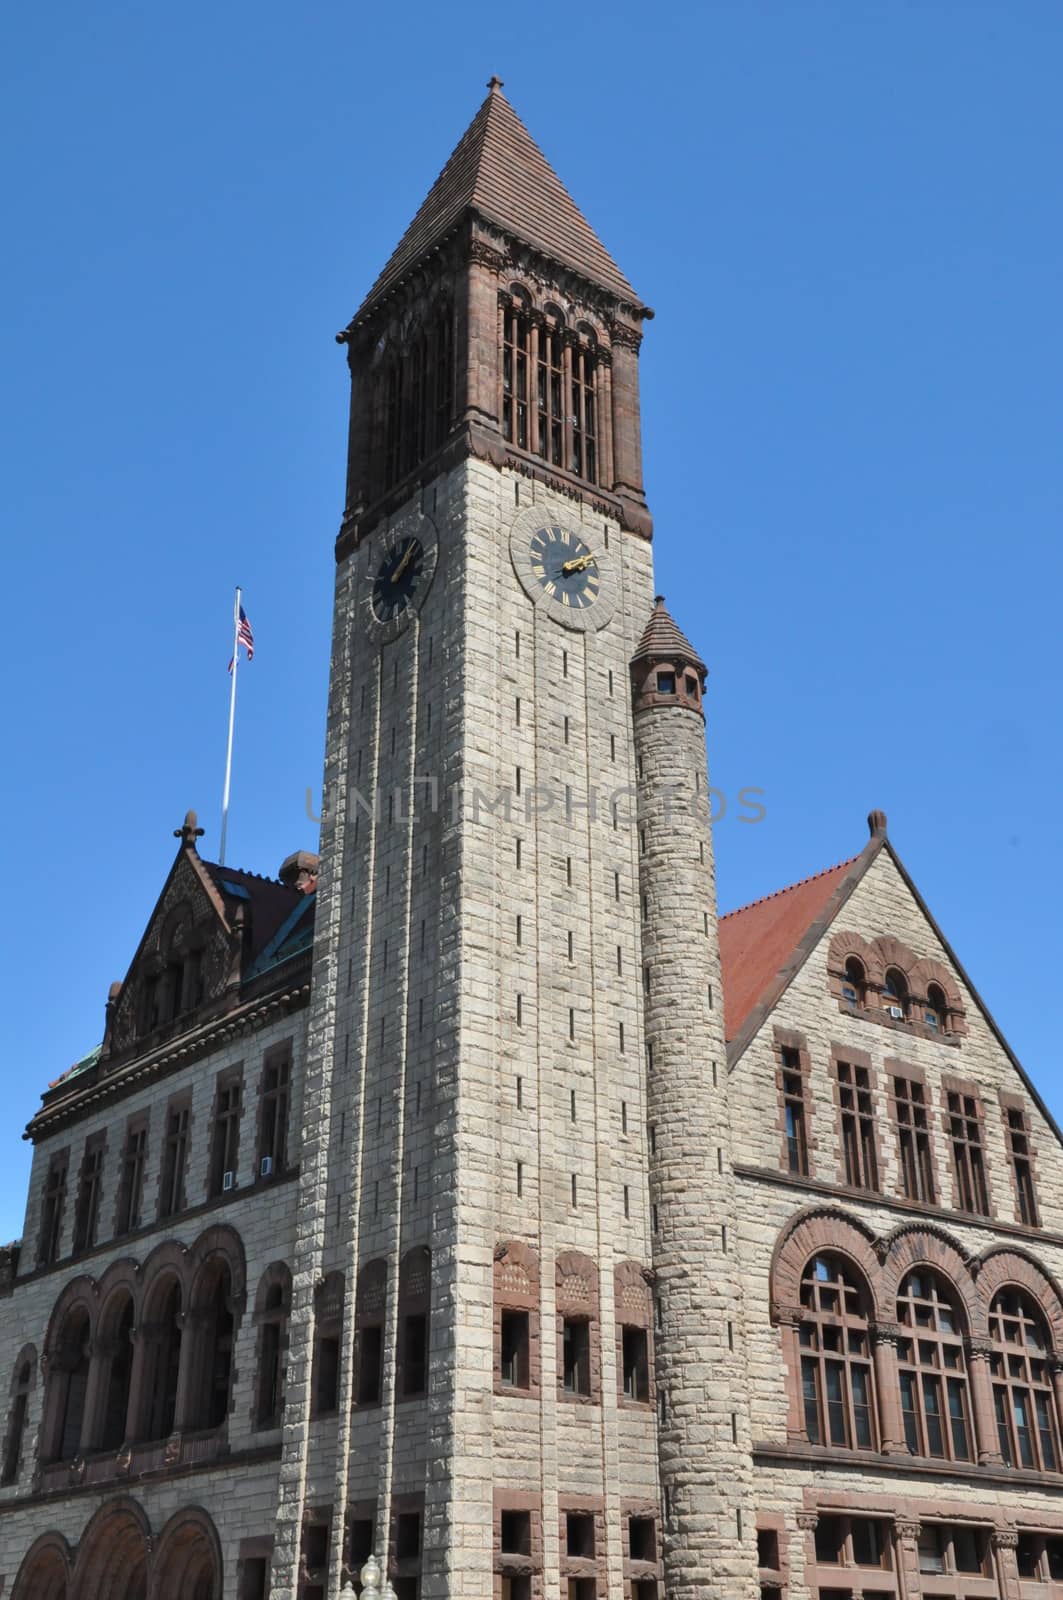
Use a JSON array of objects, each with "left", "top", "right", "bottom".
[{"left": 219, "top": 586, "right": 241, "bottom": 866}]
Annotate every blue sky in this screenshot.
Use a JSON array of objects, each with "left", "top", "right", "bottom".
[{"left": 1, "top": 1, "right": 1060, "bottom": 1241}]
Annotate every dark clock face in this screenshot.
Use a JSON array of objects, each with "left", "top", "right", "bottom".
[
  {"left": 372, "top": 536, "right": 425, "bottom": 622},
  {"left": 528, "top": 524, "right": 600, "bottom": 611}
]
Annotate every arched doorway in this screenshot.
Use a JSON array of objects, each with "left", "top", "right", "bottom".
[
  {"left": 153, "top": 1507, "right": 222, "bottom": 1600},
  {"left": 73, "top": 1498, "right": 150, "bottom": 1600},
  {"left": 12, "top": 1532, "right": 70, "bottom": 1600}
]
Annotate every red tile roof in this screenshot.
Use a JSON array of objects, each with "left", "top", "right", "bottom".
[
  {"left": 357, "top": 80, "right": 641, "bottom": 317},
  {"left": 719, "top": 857, "right": 859, "bottom": 1042},
  {"left": 631, "top": 596, "right": 706, "bottom": 669}
]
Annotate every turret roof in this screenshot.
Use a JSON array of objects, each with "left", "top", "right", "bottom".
[{"left": 631, "top": 596, "right": 706, "bottom": 670}]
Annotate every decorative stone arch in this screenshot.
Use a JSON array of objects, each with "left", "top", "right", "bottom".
[
  {"left": 826, "top": 930, "right": 883, "bottom": 993},
  {"left": 494, "top": 1241, "right": 541, "bottom": 1399},
  {"left": 11, "top": 1529, "right": 71, "bottom": 1600},
  {"left": 188, "top": 1222, "right": 247, "bottom": 1312},
  {"left": 91, "top": 1268, "right": 139, "bottom": 1456},
  {"left": 614, "top": 1261, "right": 654, "bottom": 1409},
  {"left": 908, "top": 955, "right": 968, "bottom": 1033},
  {"left": 153, "top": 1505, "right": 222, "bottom": 1600},
  {"left": 556, "top": 1250, "right": 601, "bottom": 1405},
  {"left": 253, "top": 1258, "right": 292, "bottom": 1318},
  {"left": 973, "top": 1246, "right": 1063, "bottom": 1347},
  {"left": 131, "top": 1253, "right": 185, "bottom": 1443},
  {"left": 7, "top": 1341, "right": 38, "bottom": 1394},
  {"left": 41, "top": 1278, "right": 97, "bottom": 1465},
  {"left": 769, "top": 1206, "right": 884, "bottom": 1323},
  {"left": 878, "top": 1224, "right": 979, "bottom": 1330},
  {"left": 73, "top": 1494, "right": 152, "bottom": 1600},
  {"left": 43, "top": 1274, "right": 99, "bottom": 1357},
  {"left": 184, "top": 1228, "right": 244, "bottom": 1434},
  {"left": 873, "top": 934, "right": 919, "bottom": 980},
  {"left": 139, "top": 1239, "right": 190, "bottom": 1308},
  {"left": 95, "top": 1259, "right": 140, "bottom": 1330}
]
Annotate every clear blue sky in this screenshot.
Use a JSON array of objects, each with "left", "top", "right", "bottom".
[{"left": 1, "top": 2, "right": 1060, "bottom": 1242}]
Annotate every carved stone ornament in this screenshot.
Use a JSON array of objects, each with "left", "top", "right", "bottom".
[
  {"left": 993, "top": 1528, "right": 1019, "bottom": 1550},
  {"left": 796, "top": 1512, "right": 819, "bottom": 1532},
  {"left": 895, "top": 1519, "right": 922, "bottom": 1542}
]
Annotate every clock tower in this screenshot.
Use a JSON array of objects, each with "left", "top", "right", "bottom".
[{"left": 272, "top": 78, "right": 758, "bottom": 1600}]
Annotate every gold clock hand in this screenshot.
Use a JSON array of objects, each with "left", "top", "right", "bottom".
[
  {"left": 561, "top": 552, "right": 595, "bottom": 576},
  {"left": 390, "top": 544, "right": 416, "bottom": 584}
]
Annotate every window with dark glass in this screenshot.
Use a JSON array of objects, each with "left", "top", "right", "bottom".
[
  {"left": 378, "top": 303, "right": 453, "bottom": 496},
  {"left": 798, "top": 1255, "right": 876, "bottom": 1450},
  {"left": 99, "top": 1294, "right": 134, "bottom": 1450},
  {"left": 500, "top": 1308, "right": 530, "bottom": 1390},
  {"left": 502, "top": 295, "right": 530, "bottom": 451},
  {"left": 311, "top": 1273, "right": 343, "bottom": 1418},
  {"left": 947, "top": 1089, "right": 990, "bottom": 1214},
  {"left": 501, "top": 1510, "right": 531, "bottom": 1556},
  {"left": 841, "top": 956, "right": 867, "bottom": 1008},
  {"left": 622, "top": 1325, "right": 650, "bottom": 1402},
  {"left": 896, "top": 1272, "right": 971, "bottom": 1461},
  {"left": 990, "top": 1289, "right": 1060, "bottom": 1472},
  {"left": 209, "top": 1074, "right": 242, "bottom": 1197},
  {"left": 38, "top": 1153, "right": 68, "bottom": 1266},
  {"left": 144, "top": 1281, "right": 182, "bottom": 1440},
  {"left": 256, "top": 1279, "right": 289, "bottom": 1428},
  {"left": 916, "top": 1524, "right": 988, "bottom": 1581},
  {"left": 814, "top": 1515, "right": 890, "bottom": 1570},
  {"left": 1, "top": 1358, "right": 33, "bottom": 1484},
  {"left": 1004, "top": 1103, "right": 1039, "bottom": 1226},
  {"left": 259, "top": 1052, "right": 291, "bottom": 1177},
  {"left": 924, "top": 981, "right": 948, "bottom": 1031},
  {"left": 655, "top": 671, "right": 676, "bottom": 695},
  {"left": 50, "top": 1309, "right": 90, "bottom": 1462},
  {"left": 883, "top": 967, "right": 910, "bottom": 1020},
  {"left": 158, "top": 1101, "right": 189, "bottom": 1219},
  {"left": 571, "top": 339, "right": 597, "bottom": 482},
  {"left": 355, "top": 1259, "right": 387, "bottom": 1406},
  {"left": 72, "top": 1136, "right": 105, "bottom": 1254},
  {"left": 892, "top": 1075, "right": 934, "bottom": 1204},
  {"left": 562, "top": 1318, "right": 591, "bottom": 1396},
  {"left": 835, "top": 1061, "right": 878, "bottom": 1190},
  {"left": 115, "top": 1119, "right": 147, "bottom": 1235},
  {"left": 1017, "top": 1533, "right": 1063, "bottom": 1582},
  {"left": 398, "top": 1249, "right": 430, "bottom": 1400},
  {"left": 781, "top": 1046, "right": 809, "bottom": 1176}
]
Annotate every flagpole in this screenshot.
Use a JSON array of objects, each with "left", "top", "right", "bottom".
[{"left": 219, "top": 586, "right": 241, "bottom": 867}]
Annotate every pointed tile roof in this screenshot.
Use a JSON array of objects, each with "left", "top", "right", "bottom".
[
  {"left": 631, "top": 596, "right": 706, "bottom": 669},
  {"left": 719, "top": 854, "right": 863, "bottom": 1045},
  {"left": 357, "top": 78, "right": 642, "bottom": 317}
]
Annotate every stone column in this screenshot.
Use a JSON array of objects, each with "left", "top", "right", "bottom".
[
  {"left": 870, "top": 1322, "right": 906, "bottom": 1454},
  {"left": 966, "top": 1337, "right": 1005, "bottom": 1465},
  {"left": 893, "top": 1517, "right": 922, "bottom": 1600},
  {"left": 992, "top": 1527, "right": 1022, "bottom": 1600},
  {"left": 633, "top": 600, "right": 759, "bottom": 1600}
]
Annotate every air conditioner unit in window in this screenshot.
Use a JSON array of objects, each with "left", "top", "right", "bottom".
[
  {"left": 888, "top": 1005, "right": 904, "bottom": 1020},
  {"left": 222, "top": 1170, "right": 235, "bottom": 1192},
  {"left": 260, "top": 1155, "right": 274, "bottom": 1178}
]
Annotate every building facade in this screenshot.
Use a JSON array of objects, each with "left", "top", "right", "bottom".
[{"left": 2, "top": 79, "right": 1062, "bottom": 1600}]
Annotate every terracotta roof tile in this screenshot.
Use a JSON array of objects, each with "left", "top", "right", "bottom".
[
  {"left": 719, "top": 856, "right": 859, "bottom": 1042},
  {"left": 357, "top": 81, "right": 641, "bottom": 317},
  {"left": 631, "top": 596, "right": 705, "bottom": 668}
]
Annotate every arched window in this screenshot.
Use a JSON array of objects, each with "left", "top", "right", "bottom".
[
  {"left": 990, "top": 1289, "right": 1060, "bottom": 1472},
  {"left": 842, "top": 957, "right": 867, "bottom": 1008},
  {"left": 49, "top": 1309, "right": 91, "bottom": 1462},
  {"left": 98, "top": 1295, "right": 135, "bottom": 1451},
  {"left": 255, "top": 1280, "right": 287, "bottom": 1429},
  {"left": 502, "top": 289, "right": 531, "bottom": 451},
  {"left": 143, "top": 1280, "right": 183, "bottom": 1441},
  {"left": 798, "top": 1255, "right": 876, "bottom": 1450},
  {"left": 883, "top": 968, "right": 910, "bottom": 1020},
  {"left": 896, "top": 1272, "right": 972, "bottom": 1461},
  {"left": 311, "top": 1271, "right": 344, "bottom": 1417},
  {"left": 571, "top": 331, "right": 597, "bottom": 482},
  {"left": 192, "top": 1262, "right": 235, "bottom": 1430},
  {"left": 1, "top": 1353, "right": 34, "bottom": 1485},
  {"left": 925, "top": 982, "right": 948, "bottom": 1032}
]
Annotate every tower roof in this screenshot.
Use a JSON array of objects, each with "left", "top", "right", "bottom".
[
  {"left": 356, "top": 78, "right": 643, "bottom": 318},
  {"left": 631, "top": 596, "right": 706, "bottom": 671}
]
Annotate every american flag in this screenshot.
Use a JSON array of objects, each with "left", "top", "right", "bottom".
[{"left": 228, "top": 605, "right": 254, "bottom": 672}]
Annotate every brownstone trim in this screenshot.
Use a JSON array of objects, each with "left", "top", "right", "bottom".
[
  {"left": 558, "top": 1494, "right": 607, "bottom": 1594},
  {"left": 975, "top": 1245, "right": 1063, "bottom": 1347},
  {"left": 772, "top": 1027, "right": 816, "bottom": 1179},
  {"left": 70, "top": 1493, "right": 153, "bottom": 1595},
  {"left": 613, "top": 1260, "right": 654, "bottom": 1410},
  {"left": 754, "top": 1509, "right": 789, "bottom": 1597},
  {"left": 622, "top": 1498, "right": 663, "bottom": 1598},
  {"left": 494, "top": 1241, "right": 541, "bottom": 1401},
  {"left": 998, "top": 1090, "right": 1042, "bottom": 1229},
  {"left": 940, "top": 1073, "right": 995, "bottom": 1218},
  {"left": 556, "top": 1251, "right": 601, "bottom": 1406},
  {"left": 769, "top": 1205, "right": 885, "bottom": 1323},
  {"left": 493, "top": 1487, "right": 542, "bottom": 1600},
  {"left": 828, "top": 1044, "right": 884, "bottom": 1193},
  {"left": 11, "top": 1529, "right": 73, "bottom": 1598},
  {"left": 878, "top": 1224, "right": 979, "bottom": 1330}
]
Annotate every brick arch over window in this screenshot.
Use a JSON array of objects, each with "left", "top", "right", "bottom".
[
  {"left": 43, "top": 1273, "right": 98, "bottom": 1358},
  {"left": 138, "top": 1238, "right": 190, "bottom": 1302},
  {"left": 909, "top": 955, "right": 968, "bottom": 1033},
  {"left": 73, "top": 1494, "right": 152, "bottom": 1600},
  {"left": 769, "top": 1208, "right": 884, "bottom": 1323},
  {"left": 874, "top": 935, "right": 919, "bottom": 980},
  {"left": 494, "top": 1240, "right": 540, "bottom": 1398},
  {"left": 556, "top": 1250, "right": 601, "bottom": 1405},
  {"left": 153, "top": 1504, "right": 222, "bottom": 1600},
  {"left": 974, "top": 1247, "right": 1063, "bottom": 1347},
  {"left": 189, "top": 1222, "right": 247, "bottom": 1312},
  {"left": 11, "top": 1530, "right": 71, "bottom": 1600},
  {"left": 95, "top": 1258, "right": 140, "bottom": 1319},
  {"left": 878, "top": 1225, "right": 979, "bottom": 1327}
]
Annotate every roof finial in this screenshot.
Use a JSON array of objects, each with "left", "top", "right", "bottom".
[
  {"left": 174, "top": 809, "right": 205, "bottom": 850},
  {"left": 487, "top": 74, "right": 504, "bottom": 93},
  {"left": 867, "top": 809, "right": 888, "bottom": 838}
]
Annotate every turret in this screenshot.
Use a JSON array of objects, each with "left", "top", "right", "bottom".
[{"left": 631, "top": 598, "right": 759, "bottom": 1600}]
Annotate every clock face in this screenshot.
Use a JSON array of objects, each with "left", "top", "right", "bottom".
[
  {"left": 371, "top": 535, "right": 425, "bottom": 623},
  {"left": 527, "top": 524, "right": 601, "bottom": 612}
]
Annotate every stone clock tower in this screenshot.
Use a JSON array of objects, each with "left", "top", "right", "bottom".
[{"left": 270, "top": 78, "right": 758, "bottom": 1600}]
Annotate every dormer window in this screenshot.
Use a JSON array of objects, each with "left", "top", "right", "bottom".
[{"left": 883, "top": 968, "right": 910, "bottom": 1021}]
